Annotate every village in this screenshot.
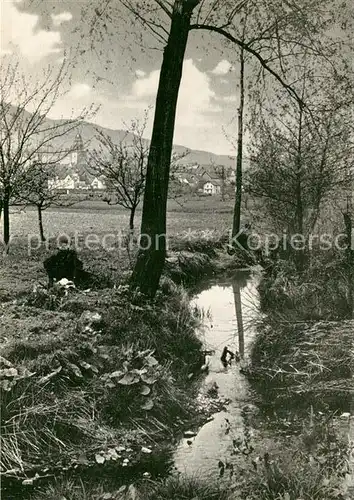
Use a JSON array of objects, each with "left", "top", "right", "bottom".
[{"left": 48, "top": 133, "right": 237, "bottom": 197}]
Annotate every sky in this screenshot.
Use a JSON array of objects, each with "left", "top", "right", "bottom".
[{"left": 0, "top": 0, "right": 243, "bottom": 155}]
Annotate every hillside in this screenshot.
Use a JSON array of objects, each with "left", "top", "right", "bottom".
[
  {"left": 47, "top": 118, "right": 236, "bottom": 169},
  {"left": 6, "top": 103, "right": 236, "bottom": 169}
]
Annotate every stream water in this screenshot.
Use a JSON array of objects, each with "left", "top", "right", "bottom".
[{"left": 173, "top": 269, "right": 263, "bottom": 481}]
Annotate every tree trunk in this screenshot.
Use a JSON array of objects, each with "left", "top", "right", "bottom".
[
  {"left": 220, "top": 166, "right": 225, "bottom": 201},
  {"left": 37, "top": 204, "right": 46, "bottom": 242},
  {"left": 2, "top": 187, "right": 10, "bottom": 254},
  {"left": 130, "top": 0, "right": 197, "bottom": 297},
  {"left": 232, "top": 46, "right": 245, "bottom": 240},
  {"left": 343, "top": 211, "right": 354, "bottom": 317},
  {"left": 129, "top": 204, "right": 136, "bottom": 232},
  {"left": 295, "top": 105, "right": 304, "bottom": 236},
  {"left": 0, "top": 198, "right": 3, "bottom": 220},
  {"left": 294, "top": 104, "right": 305, "bottom": 270}
]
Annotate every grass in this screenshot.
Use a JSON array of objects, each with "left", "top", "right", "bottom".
[
  {"left": 259, "top": 251, "right": 352, "bottom": 322},
  {"left": 30, "top": 411, "right": 350, "bottom": 500},
  {"left": 0, "top": 280, "right": 205, "bottom": 491},
  {"left": 3, "top": 200, "right": 234, "bottom": 244},
  {"left": 251, "top": 252, "right": 354, "bottom": 410},
  {"left": 249, "top": 317, "right": 353, "bottom": 411},
  {"left": 2, "top": 203, "right": 351, "bottom": 499},
  {"left": 32, "top": 475, "right": 230, "bottom": 500}
]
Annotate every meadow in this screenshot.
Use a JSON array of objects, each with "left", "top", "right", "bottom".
[{"left": 7, "top": 198, "right": 235, "bottom": 242}]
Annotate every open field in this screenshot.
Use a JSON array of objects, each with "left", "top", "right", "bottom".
[{"left": 5, "top": 202, "right": 235, "bottom": 242}]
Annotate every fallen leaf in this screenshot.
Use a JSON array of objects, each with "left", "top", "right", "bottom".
[
  {"left": 140, "top": 385, "right": 151, "bottom": 396},
  {"left": 0, "top": 368, "right": 18, "bottom": 378},
  {"left": 109, "top": 370, "right": 124, "bottom": 379},
  {"left": 101, "top": 494, "right": 113, "bottom": 500},
  {"left": 66, "top": 363, "right": 83, "bottom": 379},
  {"left": 0, "top": 379, "right": 14, "bottom": 391},
  {"left": 0, "top": 356, "right": 13, "bottom": 368},
  {"left": 22, "top": 478, "right": 34, "bottom": 486}
]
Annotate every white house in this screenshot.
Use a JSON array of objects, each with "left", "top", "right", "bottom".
[
  {"left": 203, "top": 180, "right": 222, "bottom": 195},
  {"left": 91, "top": 176, "right": 106, "bottom": 190},
  {"left": 48, "top": 174, "right": 75, "bottom": 192}
]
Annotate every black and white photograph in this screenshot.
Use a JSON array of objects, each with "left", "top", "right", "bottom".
[{"left": 0, "top": 1, "right": 353, "bottom": 498}]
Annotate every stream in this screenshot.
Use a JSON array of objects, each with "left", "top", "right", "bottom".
[
  {"left": 170, "top": 268, "right": 353, "bottom": 493},
  {"left": 173, "top": 269, "right": 263, "bottom": 480}
]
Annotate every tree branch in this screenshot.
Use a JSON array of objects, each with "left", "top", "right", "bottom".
[{"left": 190, "top": 23, "right": 304, "bottom": 106}]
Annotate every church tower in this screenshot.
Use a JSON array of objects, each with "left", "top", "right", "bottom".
[{"left": 71, "top": 132, "right": 86, "bottom": 166}]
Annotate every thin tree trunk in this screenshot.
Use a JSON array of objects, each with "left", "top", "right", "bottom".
[
  {"left": 0, "top": 198, "right": 3, "bottom": 220},
  {"left": 232, "top": 46, "right": 245, "bottom": 239},
  {"left": 220, "top": 166, "right": 225, "bottom": 201},
  {"left": 295, "top": 104, "right": 304, "bottom": 236},
  {"left": 37, "top": 204, "right": 46, "bottom": 242},
  {"left": 130, "top": 0, "right": 197, "bottom": 297},
  {"left": 343, "top": 210, "right": 354, "bottom": 317},
  {"left": 2, "top": 187, "right": 10, "bottom": 254},
  {"left": 294, "top": 103, "right": 305, "bottom": 269},
  {"left": 129, "top": 204, "right": 136, "bottom": 232}
]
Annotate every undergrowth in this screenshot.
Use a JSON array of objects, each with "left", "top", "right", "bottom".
[{"left": 259, "top": 252, "right": 352, "bottom": 321}]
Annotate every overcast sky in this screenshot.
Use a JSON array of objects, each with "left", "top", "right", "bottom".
[{"left": 1, "top": 0, "right": 244, "bottom": 155}]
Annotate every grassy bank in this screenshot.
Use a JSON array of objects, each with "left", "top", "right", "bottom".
[
  {"left": 258, "top": 251, "right": 353, "bottom": 321},
  {"left": 0, "top": 282, "right": 205, "bottom": 493},
  {"left": 250, "top": 254, "right": 354, "bottom": 410},
  {"left": 0, "top": 235, "right": 210, "bottom": 494}
]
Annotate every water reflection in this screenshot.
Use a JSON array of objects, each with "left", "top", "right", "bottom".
[
  {"left": 173, "top": 270, "right": 261, "bottom": 479},
  {"left": 232, "top": 281, "right": 244, "bottom": 359}
]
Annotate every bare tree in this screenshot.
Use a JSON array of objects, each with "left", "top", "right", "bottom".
[
  {"left": 232, "top": 41, "right": 246, "bottom": 239},
  {"left": 245, "top": 65, "right": 354, "bottom": 240},
  {"left": 90, "top": 117, "right": 190, "bottom": 230},
  {"left": 85, "top": 0, "right": 352, "bottom": 296},
  {"left": 0, "top": 58, "right": 95, "bottom": 253},
  {"left": 20, "top": 161, "right": 76, "bottom": 242},
  {"left": 90, "top": 118, "right": 149, "bottom": 232},
  {"left": 214, "top": 165, "right": 227, "bottom": 201}
]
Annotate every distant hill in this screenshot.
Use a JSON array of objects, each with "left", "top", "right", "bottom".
[
  {"left": 6, "top": 105, "right": 236, "bottom": 169},
  {"left": 46, "top": 118, "right": 236, "bottom": 169}
]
